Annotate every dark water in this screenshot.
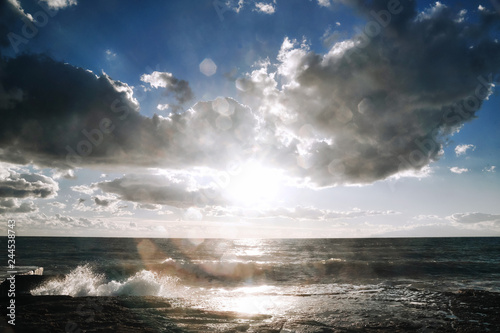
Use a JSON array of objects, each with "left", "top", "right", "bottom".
[
  {"left": 3, "top": 237, "right": 500, "bottom": 290},
  {"left": 2, "top": 237, "right": 500, "bottom": 332}
]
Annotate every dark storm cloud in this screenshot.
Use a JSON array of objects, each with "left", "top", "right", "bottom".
[
  {"left": 238, "top": 0, "right": 500, "bottom": 186},
  {"left": 1, "top": 1, "right": 499, "bottom": 190},
  {"left": 0, "top": 54, "right": 140, "bottom": 168},
  {"left": 0, "top": 54, "right": 258, "bottom": 169}
]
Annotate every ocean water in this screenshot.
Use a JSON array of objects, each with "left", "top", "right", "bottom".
[{"left": 2, "top": 237, "right": 500, "bottom": 331}]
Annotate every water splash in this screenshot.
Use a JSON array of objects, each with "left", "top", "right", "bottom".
[{"left": 31, "top": 264, "right": 181, "bottom": 297}]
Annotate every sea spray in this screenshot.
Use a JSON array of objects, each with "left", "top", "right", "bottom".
[{"left": 31, "top": 264, "right": 181, "bottom": 297}]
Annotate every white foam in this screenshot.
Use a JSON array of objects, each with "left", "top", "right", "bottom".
[{"left": 31, "top": 264, "right": 181, "bottom": 297}]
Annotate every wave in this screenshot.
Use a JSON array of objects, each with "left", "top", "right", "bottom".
[{"left": 31, "top": 264, "right": 181, "bottom": 297}]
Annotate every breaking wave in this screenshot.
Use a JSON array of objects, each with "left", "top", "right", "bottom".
[{"left": 31, "top": 264, "right": 181, "bottom": 297}]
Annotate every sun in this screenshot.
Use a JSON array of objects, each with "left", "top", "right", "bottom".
[{"left": 223, "top": 162, "right": 283, "bottom": 206}]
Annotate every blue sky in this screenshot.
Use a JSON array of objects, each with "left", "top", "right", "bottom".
[{"left": 0, "top": 0, "right": 499, "bottom": 237}]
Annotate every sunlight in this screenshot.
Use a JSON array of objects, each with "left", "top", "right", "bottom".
[
  {"left": 233, "top": 239, "right": 266, "bottom": 257},
  {"left": 224, "top": 162, "right": 283, "bottom": 206},
  {"left": 229, "top": 295, "right": 278, "bottom": 314}
]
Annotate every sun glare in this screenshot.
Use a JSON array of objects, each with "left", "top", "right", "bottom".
[{"left": 224, "top": 162, "right": 283, "bottom": 206}]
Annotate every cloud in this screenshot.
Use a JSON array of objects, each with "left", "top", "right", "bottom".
[
  {"left": 236, "top": 1, "right": 500, "bottom": 186},
  {"left": 156, "top": 103, "right": 169, "bottom": 111},
  {"left": 1, "top": 0, "right": 74, "bottom": 52},
  {"left": 96, "top": 173, "right": 224, "bottom": 208},
  {"left": 412, "top": 214, "right": 441, "bottom": 221},
  {"left": 203, "top": 205, "right": 398, "bottom": 220},
  {"left": 448, "top": 212, "right": 500, "bottom": 224},
  {"left": 416, "top": 0, "right": 448, "bottom": 21},
  {"left": 134, "top": 203, "right": 163, "bottom": 211},
  {"left": 51, "top": 169, "right": 76, "bottom": 180},
  {"left": 0, "top": 198, "right": 37, "bottom": 214},
  {"left": 3, "top": 0, "right": 33, "bottom": 21},
  {"left": 0, "top": 54, "right": 143, "bottom": 168},
  {"left": 455, "top": 144, "right": 475, "bottom": 156},
  {"left": 215, "top": 0, "right": 245, "bottom": 14},
  {"left": 0, "top": 166, "right": 58, "bottom": 199},
  {"left": 450, "top": 167, "right": 469, "bottom": 174},
  {"left": 55, "top": 213, "right": 74, "bottom": 222},
  {"left": 20, "top": 213, "right": 118, "bottom": 230},
  {"left": 140, "top": 71, "right": 194, "bottom": 111},
  {"left": 0, "top": 55, "right": 259, "bottom": 171},
  {"left": 39, "top": 0, "right": 77, "bottom": 10},
  {"left": 94, "top": 196, "right": 111, "bottom": 206},
  {"left": 483, "top": 165, "right": 496, "bottom": 173},
  {"left": 48, "top": 201, "right": 66, "bottom": 209},
  {"left": 72, "top": 194, "right": 130, "bottom": 216},
  {"left": 2, "top": 2, "right": 499, "bottom": 191},
  {"left": 254, "top": 2, "right": 275, "bottom": 14},
  {"left": 70, "top": 185, "right": 95, "bottom": 195},
  {"left": 317, "top": 0, "right": 331, "bottom": 7},
  {"left": 105, "top": 49, "right": 116, "bottom": 60}
]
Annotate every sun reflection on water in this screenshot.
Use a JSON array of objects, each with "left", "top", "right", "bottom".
[
  {"left": 232, "top": 239, "right": 267, "bottom": 258},
  {"left": 207, "top": 286, "right": 287, "bottom": 315},
  {"left": 228, "top": 295, "right": 280, "bottom": 314}
]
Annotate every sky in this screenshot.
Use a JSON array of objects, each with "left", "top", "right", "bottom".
[{"left": 0, "top": 0, "right": 499, "bottom": 238}]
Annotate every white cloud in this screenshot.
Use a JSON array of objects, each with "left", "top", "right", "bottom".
[
  {"left": 20, "top": 213, "right": 119, "bottom": 230},
  {"left": 156, "top": 104, "right": 169, "bottom": 111},
  {"left": 6, "top": 0, "right": 33, "bottom": 21},
  {"left": 254, "top": 2, "right": 275, "bottom": 14},
  {"left": 450, "top": 167, "right": 469, "bottom": 174},
  {"left": 417, "top": 1, "right": 447, "bottom": 21},
  {"left": 455, "top": 9, "right": 467, "bottom": 23},
  {"left": 105, "top": 49, "right": 117, "bottom": 60},
  {"left": 140, "top": 71, "right": 174, "bottom": 89},
  {"left": 52, "top": 169, "right": 76, "bottom": 180},
  {"left": 70, "top": 185, "right": 95, "bottom": 195},
  {"left": 40, "top": 0, "right": 77, "bottom": 9},
  {"left": 455, "top": 144, "right": 475, "bottom": 156},
  {"left": 483, "top": 166, "right": 496, "bottom": 173},
  {"left": 388, "top": 165, "right": 432, "bottom": 180},
  {"left": 218, "top": 0, "right": 245, "bottom": 14},
  {"left": 317, "top": 0, "right": 331, "bottom": 7}
]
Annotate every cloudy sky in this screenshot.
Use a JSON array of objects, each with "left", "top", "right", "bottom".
[{"left": 1, "top": 0, "right": 499, "bottom": 238}]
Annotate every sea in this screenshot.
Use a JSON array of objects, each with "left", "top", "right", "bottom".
[{"left": 1, "top": 237, "right": 500, "bottom": 332}]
